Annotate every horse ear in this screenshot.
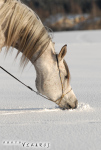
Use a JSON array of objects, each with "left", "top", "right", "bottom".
[{"left": 58, "top": 45, "right": 67, "bottom": 61}]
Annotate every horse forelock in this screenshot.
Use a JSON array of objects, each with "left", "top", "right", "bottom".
[{"left": 0, "top": 0, "right": 51, "bottom": 68}]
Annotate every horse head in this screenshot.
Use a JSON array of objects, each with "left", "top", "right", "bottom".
[{"left": 34, "top": 42, "right": 78, "bottom": 109}]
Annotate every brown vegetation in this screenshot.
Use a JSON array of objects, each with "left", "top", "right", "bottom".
[{"left": 21, "top": 0, "right": 101, "bottom": 31}]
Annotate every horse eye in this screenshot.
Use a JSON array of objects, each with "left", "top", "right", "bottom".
[{"left": 65, "top": 75, "right": 68, "bottom": 79}]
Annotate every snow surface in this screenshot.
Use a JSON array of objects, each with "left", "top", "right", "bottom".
[{"left": 0, "top": 30, "right": 101, "bottom": 150}]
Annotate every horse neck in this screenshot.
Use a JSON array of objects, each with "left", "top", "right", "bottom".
[{"left": 31, "top": 41, "right": 56, "bottom": 74}]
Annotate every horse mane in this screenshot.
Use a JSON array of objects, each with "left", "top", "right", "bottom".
[{"left": 0, "top": 0, "right": 51, "bottom": 67}]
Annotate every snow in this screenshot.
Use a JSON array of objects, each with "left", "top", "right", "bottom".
[{"left": 0, "top": 30, "right": 101, "bottom": 150}]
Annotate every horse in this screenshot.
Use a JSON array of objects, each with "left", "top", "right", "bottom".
[{"left": 0, "top": 0, "right": 78, "bottom": 109}]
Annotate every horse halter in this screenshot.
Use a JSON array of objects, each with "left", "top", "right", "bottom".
[{"left": 54, "top": 54, "right": 72, "bottom": 105}]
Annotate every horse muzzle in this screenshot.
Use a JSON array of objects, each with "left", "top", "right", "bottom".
[{"left": 56, "top": 98, "right": 78, "bottom": 110}]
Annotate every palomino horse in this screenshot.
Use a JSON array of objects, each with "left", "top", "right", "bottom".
[{"left": 0, "top": 0, "right": 78, "bottom": 109}]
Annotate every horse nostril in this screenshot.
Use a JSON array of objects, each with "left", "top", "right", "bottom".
[
  {"left": 66, "top": 100, "right": 78, "bottom": 109},
  {"left": 67, "top": 104, "right": 72, "bottom": 109}
]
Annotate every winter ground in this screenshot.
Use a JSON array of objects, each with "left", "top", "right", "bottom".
[{"left": 0, "top": 30, "right": 101, "bottom": 150}]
